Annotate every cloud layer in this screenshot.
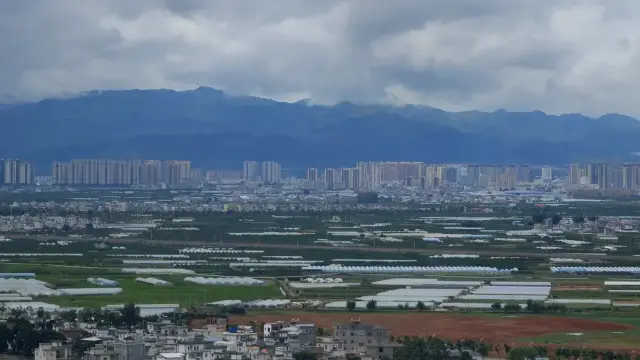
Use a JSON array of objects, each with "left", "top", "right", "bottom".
[{"left": 2, "top": 0, "right": 640, "bottom": 116}]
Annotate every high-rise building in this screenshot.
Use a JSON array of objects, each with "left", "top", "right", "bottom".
[
  {"left": 306, "top": 168, "right": 319, "bottom": 182},
  {"left": 165, "top": 160, "right": 191, "bottom": 186},
  {"left": 356, "top": 162, "right": 369, "bottom": 189},
  {"left": 261, "top": 161, "right": 281, "bottom": 183},
  {"left": 323, "top": 168, "right": 336, "bottom": 190},
  {"left": 569, "top": 163, "right": 580, "bottom": 185},
  {"left": 541, "top": 167, "right": 553, "bottom": 183},
  {"left": 243, "top": 161, "right": 260, "bottom": 181},
  {"left": 517, "top": 164, "right": 532, "bottom": 183},
  {"left": 18, "top": 162, "right": 33, "bottom": 185},
  {"left": 464, "top": 165, "right": 479, "bottom": 187},
  {"left": 3, "top": 159, "right": 18, "bottom": 185},
  {"left": 2, "top": 159, "right": 32, "bottom": 186},
  {"left": 502, "top": 165, "right": 517, "bottom": 189},
  {"left": 51, "top": 159, "right": 190, "bottom": 187}
]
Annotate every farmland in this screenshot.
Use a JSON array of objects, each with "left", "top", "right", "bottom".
[{"left": 3, "top": 191, "right": 640, "bottom": 352}]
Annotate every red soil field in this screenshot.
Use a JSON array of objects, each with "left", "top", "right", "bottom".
[
  {"left": 553, "top": 285, "right": 602, "bottom": 291},
  {"left": 231, "top": 313, "right": 633, "bottom": 344}
]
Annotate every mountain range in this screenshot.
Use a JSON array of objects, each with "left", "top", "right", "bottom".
[{"left": 1, "top": 87, "right": 639, "bottom": 170}]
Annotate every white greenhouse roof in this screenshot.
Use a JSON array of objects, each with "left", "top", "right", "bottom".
[
  {"left": 491, "top": 281, "right": 552, "bottom": 287},
  {"left": 545, "top": 299, "right": 611, "bottom": 305},
  {"left": 459, "top": 294, "right": 548, "bottom": 301},
  {"left": 304, "top": 265, "right": 514, "bottom": 274},
  {"left": 289, "top": 282, "right": 360, "bottom": 289},
  {"left": 0, "top": 279, "right": 58, "bottom": 296},
  {"left": 184, "top": 277, "right": 264, "bottom": 286},
  {"left": 207, "top": 300, "right": 243, "bottom": 306},
  {"left": 135, "top": 277, "right": 172, "bottom": 286},
  {"left": 58, "top": 288, "right": 123, "bottom": 296},
  {"left": 552, "top": 266, "right": 640, "bottom": 273},
  {"left": 472, "top": 286, "right": 551, "bottom": 296},
  {"left": 372, "top": 278, "right": 484, "bottom": 287},
  {"left": 604, "top": 281, "right": 640, "bottom": 286},
  {"left": 122, "top": 268, "right": 195, "bottom": 275}
]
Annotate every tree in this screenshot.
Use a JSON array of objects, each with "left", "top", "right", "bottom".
[
  {"left": 491, "top": 302, "right": 502, "bottom": 310},
  {"left": 503, "top": 304, "right": 521, "bottom": 312},
  {"left": 460, "top": 351, "right": 473, "bottom": 360},
  {"left": 120, "top": 302, "right": 141, "bottom": 329},
  {"left": 588, "top": 216, "right": 598, "bottom": 222},
  {"left": 293, "top": 351, "right": 316, "bottom": 360},
  {"left": 573, "top": 216, "right": 585, "bottom": 224},
  {"left": 416, "top": 301, "right": 426, "bottom": 311},
  {"left": 394, "top": 337, "right": 452, "bottom": 360},
  {"left": 477, "top": 342, "right": 492, "bottom": 357},
  {"left": 346, "top": 300, "right": 356, "bottom": 312},
  {"left": 356, "top": 192, "right": 379, "bottom": 204},
  {"left": 508, "top": 347, "right": 540, "bottom": 360},
  {"left": 551, "top": 214, "right": 562, "bottom": 225},
  {"left": 366, "top": 299, "right": 377, "bottom": 311},
  {"left": 525, "top": 299, "right": 545, "bottom": 313},
  {"left": 531, "top": 212, "right": 547, "bottom": 224},
  {"left": 60, "top": 310, "right": 78, "bottom": 323}
]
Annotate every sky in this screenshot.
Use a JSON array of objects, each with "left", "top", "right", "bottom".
[{"left": 2, "top": 0, "right": 640, "bottom": 116}]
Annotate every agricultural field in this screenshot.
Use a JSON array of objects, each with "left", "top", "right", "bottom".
[
  {"left": 229, "top": 312, "right": 640, "bottom": 351},
  {"left": 2, "top": 200, "right": 640, "bottom": 321}
]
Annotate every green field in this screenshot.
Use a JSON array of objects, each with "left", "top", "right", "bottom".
[
  {"left": 517, "top": 314, "right": 640, "bottom": 349},
  {"left": 35, "top": 275, "right": 282, "bottom": 308}
]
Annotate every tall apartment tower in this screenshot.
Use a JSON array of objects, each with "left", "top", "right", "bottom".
[
  {"left": 3, "top": 159, "right": 18, "bottom": 185},
  {"left": 306, "top": 168, "right": 319, "bottom": 182},
  {"left": 243, "top": 161, "right": 260, "bottom": 181},
  {"left": 324, "top": 168, "right": 336, "bottom": 190},
  {"left": 569, "top": 163, "right": 580, "bottom": 185},
  {"left": 261, "top": 161, "right": 281, "bottom": 183},
  {"left": 541, "top": 167, "right": 553, "bottom": 183}
]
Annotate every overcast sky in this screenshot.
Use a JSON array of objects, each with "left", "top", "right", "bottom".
[{"left": 2, "top": 0, "right": 640, "bottom": 116}]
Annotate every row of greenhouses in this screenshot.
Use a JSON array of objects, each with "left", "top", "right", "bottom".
[
  {"left": 87, "top": 278, "right": 119, "bottom": 287},
  {"left": 183, "top": 277, "right": 265, "bottom": 286},
  {"left": 135, "top": 277, "right": 172, "bottom": 286},
  {"left": 551, "top": 266, "right": 640, "bottom": 273},
  {"left": 302, "top": 265, "right": 517, "bottom": 274},
  {"left": 178, "top": 248, "right": 264, "bottom": 254}
]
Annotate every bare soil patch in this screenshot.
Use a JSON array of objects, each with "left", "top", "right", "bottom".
[
  {"left": 231, "top": 312, "right": 631, "bottom": 345},
  {"left": 553, "top": 284, "right": 602, "bottom": 291}
]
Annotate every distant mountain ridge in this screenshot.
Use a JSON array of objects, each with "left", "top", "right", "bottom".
[{"left": 1, "top": 87, "right": 639, "bottom": 170}]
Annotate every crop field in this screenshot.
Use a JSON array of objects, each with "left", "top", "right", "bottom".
[
  {"left": 2, "top": 198, "right": 640, "bottom": 322},
  {"left": 230, "top": 312, "right": 639, "bottom": 350},
  {"left": 36, "top": 275, "right": 282, "bottom": 308}
]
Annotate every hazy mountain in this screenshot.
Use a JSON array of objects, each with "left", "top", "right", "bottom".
[{"left": 1, "top": 87, "right": 639, "bottom": 169}]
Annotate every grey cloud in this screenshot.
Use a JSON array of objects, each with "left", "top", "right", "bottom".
[{"left": 1, "top": 0, "right": 640, "bottom": 116}]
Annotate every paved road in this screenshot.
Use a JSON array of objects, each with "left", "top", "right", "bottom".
[{"left": 4, "top": 233, "right": 633, "bottom": 261}]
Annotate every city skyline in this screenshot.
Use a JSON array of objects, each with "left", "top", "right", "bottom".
[{"left": 2, "top": 157, "right": 640, "bottom": 192}]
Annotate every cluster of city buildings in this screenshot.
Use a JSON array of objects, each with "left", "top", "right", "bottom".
[
  {"left": 36, "top": 317, "right": 399, "bottom": 360},
  {"left": 304, "top": 162, "right": 540, "bottom": 190},
  {"left": 568, "top": 163, "right": 640, "bottom": 190},
  {"left": 51, "top": 160, "right": 195, "bottom": 187},
  {"left": 1, "top": 159, "right": 34, "bottom": 186}
]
